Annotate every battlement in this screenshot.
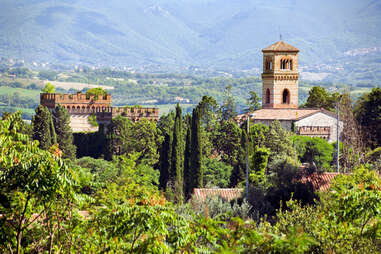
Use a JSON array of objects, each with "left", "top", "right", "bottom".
[
  {"left": 64, "top": 106, "right": 159, "bottom": 122},
  {"left": 40, "top": 92, "right": 111, "bottom": 109},
  {"left": 40, "top": 92, "right": 160, "bottom": 128},
  {"left": 297, "top": 126, "right": 331, "bottom": 140}
]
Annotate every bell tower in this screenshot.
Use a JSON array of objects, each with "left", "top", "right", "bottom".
[{"left": 261, "top": 40, "right": 299, "bottom": 109}]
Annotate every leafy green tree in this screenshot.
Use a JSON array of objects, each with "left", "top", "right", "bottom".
[
  {"left": 52, "top": 105, "right": 76, "bottom": 159},
  {"left": 264, "top": 120, "right": 296, "bottom": 161},
  {"left": 250, "top": 147, "right": 270, "bottom": 186},
  {"left": 85, "top": 87, "right": 107, "bottom": 99},
  {"left": 303, "top": 86, "right": 338, "bottom": 111},
  {"left": 41, "top": 82, "right": 55, "bottom": 93},
  {"left": 202, "top": 157, "right": 232, "bottom": 188},
  {"left": 0, "top": 112, "right": 74, "bottom": 254},
  {"left": 249, "top": 123, "right": 269, "bottom": 148},
  {"left": 292, "top": 135, "right": 333, "bottom": 170},
  {"left": 105, "top": 117, "right": 161, "bottom": 166},
  {"left": 221, "top": 85, "right": 237, "bottom": 121},
  {"left": 196, "top": 95, "right": 220, "bottom": 130},
  {"left": 32, "top": 105, "right": 56, "bottom": 150},
  {"left": 170, "top": 104, "right": 184, "bottom": 202},
  {"left": 2, "top": 111, "right": 32, "bottom": 137},
  {"left": 245, "top": 90, "right": 261, "bottom": 112},
  {"left": 212, "top": 120, "right": 242, "bottom": 166},
  {"left": 354, "top": 87, "right": 381, "bottom": 148}
]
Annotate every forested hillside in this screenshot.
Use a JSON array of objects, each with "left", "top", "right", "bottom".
[{"left": 1, "top": 0, "right": 381, "bottom": 85}]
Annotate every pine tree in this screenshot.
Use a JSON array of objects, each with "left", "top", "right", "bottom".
[
  {"left": 183, "top": 118, "right": 192, "bottom": 200},
  {"left": 32, "top": 105, "right": 56, "bottom": 150},
  {"left": 190, "top": 107, "right": 203, "bottom": 192},
  {"left": 170, "top": 104, "right": 183, "bottom": 202},
  {"left": 53, "top": 105, "right": 76, "bottom": 159}
]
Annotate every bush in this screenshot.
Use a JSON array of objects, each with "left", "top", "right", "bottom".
[{"left": 192, "top": 196, "right": 251, "bottom": 221}]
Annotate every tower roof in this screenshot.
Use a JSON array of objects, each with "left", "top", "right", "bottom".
[{"left": 262, "top": 40, "right": 299, "bottom": 53}]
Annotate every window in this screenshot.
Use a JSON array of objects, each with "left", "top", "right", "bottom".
[
  {"left": 282, "top": 89, "right": 290, "bottom": 104},
  {"left": 266, "top": 60, "right": 273, "bottom": 70},
  {"left": 266, "top": 89, "right": 270, "bottom": 104}
]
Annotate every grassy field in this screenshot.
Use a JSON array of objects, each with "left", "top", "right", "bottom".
[
  {"left": 0, "top": 86, "right": 41, "bottom": 98},
  {"left": 48, "top": 81, "right": 114, "bottom": 90}
]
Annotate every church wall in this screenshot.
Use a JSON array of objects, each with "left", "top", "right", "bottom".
[{"left": 295, "top": 112, "right": 343, "bottom": 143}]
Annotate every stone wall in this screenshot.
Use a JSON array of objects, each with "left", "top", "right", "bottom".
[
  {"left": 295, "top": 112, "right": 343, "bottom": 143},
  {"left": 40, "top": 92, "right": 159, "bottom": 133}
]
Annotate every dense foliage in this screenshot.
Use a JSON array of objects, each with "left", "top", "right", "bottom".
[{"left": 0, "top": 83, "right": 380, "bottom": 252}]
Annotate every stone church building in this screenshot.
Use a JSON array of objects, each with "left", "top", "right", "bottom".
[{"left": 238, "top": 40, "right": 342, "bottom": 143}]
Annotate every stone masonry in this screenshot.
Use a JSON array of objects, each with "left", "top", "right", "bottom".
[{"left": 40, "top": 92, "right": 159, "bottom": 132}]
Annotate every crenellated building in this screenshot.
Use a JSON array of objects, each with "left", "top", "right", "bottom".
[{"left": 40, "top": 92, "right": 159, "bottom": 132}]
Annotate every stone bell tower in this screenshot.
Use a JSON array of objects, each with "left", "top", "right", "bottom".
[{"left": 261, "top": 40, "right": 299, "bottom": 109}]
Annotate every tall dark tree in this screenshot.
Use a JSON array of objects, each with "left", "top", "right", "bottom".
[
  {"left": 230, "top": 128, "right": 246, "bottom": 187},
  {"left": 159, "top": 134, "right": 171, "bottom": 191},
  {"left": 354, "top": 87, "right": 381, "bottom": 148},
  {"left": 190, "top": 107, "right": 203, "bottom": 193},
  {"left": 183, "top": 118, "right": 192, "bottom": 199},
  {"left": 170, "top": 104, "right": 183, "bottom": 202},
  {"left": 52, "top": 105, "right": 76, "bottom": 159},
  {"left": 32, "top": 105, "right": 56, "bottom": 150}
]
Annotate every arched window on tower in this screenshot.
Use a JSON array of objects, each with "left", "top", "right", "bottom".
[
  {"left": 282, "top": 89, "right": 290, "bottom": 104},
  {"left": 266, "top": 89, "right": 270, "bottom": 104},
  {"left": 290, "top": 60, "right": 293, "bottom": 70}
]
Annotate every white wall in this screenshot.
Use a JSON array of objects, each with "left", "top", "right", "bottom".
[{"left": 295, "top": 112, "right": 343, "bottom": 143}]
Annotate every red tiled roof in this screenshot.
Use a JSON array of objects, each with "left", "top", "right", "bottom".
[
  {"left": 192, "top": 188, "right": 243, "bottom": 202},
  {"left": 262, "top": 40, "right": 299, "bottom": 52},
  {"left": 301, "top": 172, "right": 341, "bottom": 191},
  {"left": 237, "top": 108, "right": 321, "bottom": 121}
]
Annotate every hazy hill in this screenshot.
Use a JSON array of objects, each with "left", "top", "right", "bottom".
[{"left": 1, "top": 0, "right": 381, "bottom": 74}]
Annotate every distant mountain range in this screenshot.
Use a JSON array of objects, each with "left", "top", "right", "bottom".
[{"left": 1, "top": 0, "right": 381, "bottom": 75}]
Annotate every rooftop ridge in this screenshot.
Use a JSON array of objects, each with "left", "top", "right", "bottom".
[{"left": 262, "top": 40, "right": 299, "bottom": 52}]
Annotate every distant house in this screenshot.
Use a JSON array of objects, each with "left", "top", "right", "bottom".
[{"left": 237, "top": 40, "right": 343, "bottom": 142}]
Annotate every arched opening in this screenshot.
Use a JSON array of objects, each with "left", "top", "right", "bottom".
[
  {"left": 282, "top": 89, "right": 290, "bottom": 104},
  {"left": 290, "top": 60, "right": 293, "bottom": 70},
  {"left": 266, "top": 89, "right": 270, "bottom": 104}
]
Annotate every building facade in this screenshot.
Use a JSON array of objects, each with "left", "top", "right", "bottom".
[
  {"left": 40, "top": 92, "right": 159, "bottom": 132},
  {"left": 237, "top": 40, "right": 342, "bottom": 142}
]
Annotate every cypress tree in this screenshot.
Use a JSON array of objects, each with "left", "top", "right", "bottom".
[
  {"left": 190, "top": 107, "right": 203, "bottom": 191},
  {"left": 170, "top": 104, "right": 183, "bottom": 202},
  {"left": 53, "top": 105, "right": 76, "bottom": 159},
  {"left": 159, "top": 134, "right": 171, "bottom": 190},
  {"left": 229, "top": 128, "right": 246, "bottom": 187},
  {"left": 32, "top": 105, "right": 56, "bottom": 150},
  {"left": 183, "top": 118, "right": 192, "bottom": 200}
]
